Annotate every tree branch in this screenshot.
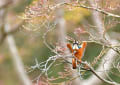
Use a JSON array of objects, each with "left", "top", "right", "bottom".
[
  {"left": 0, "top": 21, "right": 24, "bottom": 45},
  {"left": 64, "top": 3, "right": 120, "bottom": 18},
  {"left": 5, "top": 23, "right": 32, "bottom": 85},
  {"left": 0, "top": 0, "right": 12, "bottom": 10},
  {"left": 49, "top": 2, "right": 120, "bottom": 18},
  {"left": 80, "top": 61, "right": 119, "bottom": 85}
]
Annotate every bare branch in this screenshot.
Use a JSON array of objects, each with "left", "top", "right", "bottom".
[
  {"left": 48, "top": 2, "right": 120, "bottom": 18},
  {"left": 64, "top": 3, "right": 120, "bottom": 18}
]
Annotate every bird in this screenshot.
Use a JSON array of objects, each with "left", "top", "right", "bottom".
[{"left": 67, "top": 40, "right": 87, "bottom": 69}]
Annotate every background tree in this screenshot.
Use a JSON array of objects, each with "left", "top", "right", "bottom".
[{"left": 0, "top": 0, "right": 120, "bottom": 85}]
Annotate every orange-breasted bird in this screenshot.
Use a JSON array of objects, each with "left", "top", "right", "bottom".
[{"left": 67, "top": 40, "right": 87, "bottom": 69}]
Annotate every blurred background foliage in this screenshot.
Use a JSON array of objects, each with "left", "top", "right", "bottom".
[{"left": 0, "top": 0, "right": 120, "bottom": 85}]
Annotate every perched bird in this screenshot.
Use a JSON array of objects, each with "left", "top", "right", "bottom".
[{"left": 67, "top": 40, "right": 87, "bottom": 69}]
